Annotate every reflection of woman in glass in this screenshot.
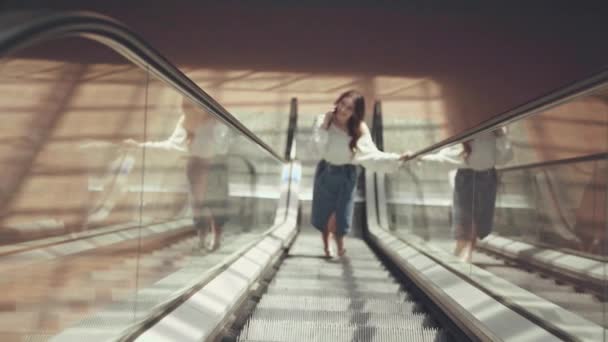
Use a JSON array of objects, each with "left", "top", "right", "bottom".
[
  {"left": 421, "top": 128, "right": 513, "bottom": 262},
  {"left": 310, "top": 90, "right": 409, "bottom": 258},
  {"left": 125, "top": 98, "right": 230, "bottom": 251}
]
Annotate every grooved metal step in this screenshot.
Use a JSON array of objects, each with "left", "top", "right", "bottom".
[
  {"left": 245, "top": 308, "right": 436, "bottom": 327},
  {"left": 268, "top": 279, "right": 401, "bottom": 292},
  {"left": 263, "top": 287, "right": 409, "bottom": 300},
  {"left": 280, "top": 258, "right": 384, "bottom": 268},
  {"left": 275, "top": 267, "right": 391, "bottom": 280},
  {"left": 239, "top": 320, "right": 448, "bottom": 342},
  {"left": 235, "top": 231, "right": 450, "bottom": 341},
  {"left": 257, "top": 295, "right": 419, "bottom": 314}
]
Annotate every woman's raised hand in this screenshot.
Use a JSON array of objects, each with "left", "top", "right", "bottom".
[{"left": 322, "top": 108, "right": 335, "bottom": 129}]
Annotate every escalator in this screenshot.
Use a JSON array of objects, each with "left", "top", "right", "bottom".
[{"left": 1, "top": 10, "right": 606, "bottom": 342}]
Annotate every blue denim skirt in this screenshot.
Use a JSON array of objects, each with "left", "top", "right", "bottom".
[
  {"left": 452, "top": 168, "right": 498, "bottom": 240},
  {"left": 311, "top": 160, "right": 357, "bottom": 236}
]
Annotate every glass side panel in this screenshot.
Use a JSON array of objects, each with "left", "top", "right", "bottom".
[
  {"left": 0, "top": 39, "right": 148, "bottom": 340},
  {"left": 0, "top": 37, "right": 284, "bottom": 340},
  {"left": 185, "top": 70, "right": 293, "bottom": 157},
  {"left": 384, "top": 82, "right": 608, "bottom": 337},
  {"left": 380, "top": 78, "right": 448, "bottom": 152},
  {"left": 130, "top": 80, "right": 283, "bottom": 321}
]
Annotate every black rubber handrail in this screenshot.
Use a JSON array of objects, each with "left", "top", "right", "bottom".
[
  {"left": 371, "top": 100, "right": 384, "bottom": 151},
  {"left": 0, "top": 10, "right": 285, "bottom": 163},
  {"left": 285, "top": 97, "right": 298, "bottom": 160}
]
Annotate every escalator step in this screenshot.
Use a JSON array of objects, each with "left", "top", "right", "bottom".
[
  {"left": 268, "top": 278, "right": 401, "bottom": 292},
  {"left": 264, "top": 287, "right": 409, "bottom": 300},
  {"left": 275, "top": 267, "right": 390, "bottom": 280},
  {"left": 237, "top": 320, "right": 448, "bottom": 342},
  {"left": 272, "top": 274, "right": 397, "bottom": 284},
  {"left": 257, "top": 295, "right": 419, "bottom": 314},
  {"left": 280, "top": 259, "right": 384, "bottom": 268},
  {"left": 247, "top": 307, "right": 436, "bottom": 328}
]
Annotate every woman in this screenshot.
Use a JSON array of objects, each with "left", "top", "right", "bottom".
[
  {"left": 421, "top": 128, "right": 513, "bottom": 262},
  {"left": 310, "top": 90, "right": 408, "bottom": 258},
  {"left": 125, "top": 98, "right": 230, "bottom": 252}
]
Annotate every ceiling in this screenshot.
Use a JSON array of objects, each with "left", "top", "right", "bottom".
[{"left": 2, "top": 1, "right": 607, "bottom": 132}]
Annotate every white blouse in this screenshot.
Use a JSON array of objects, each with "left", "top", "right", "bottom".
[
  {"left": 421, "top": 131, "right": 513, "bottom": 170},
  {"left": 139, "top": 117, "right": 230, "bottom": 159},
  {"left": 310, "top": 113, "right": 402, "bottom": 173}
]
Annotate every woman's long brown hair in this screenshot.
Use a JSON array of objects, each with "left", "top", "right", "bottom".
[
  {"left": 334, "top": 90, "right": 365, "bottom": 152},
  {"left": 461, "top": 140, "right": 472, "bottom": 160}
]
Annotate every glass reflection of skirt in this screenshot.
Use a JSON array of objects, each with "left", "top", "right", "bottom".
[
  {"left": 452, "top": 168, "right": 498, "bottom": 240},
  {"left": 186, "top": 157, "right": 229, "bottom": 248}
]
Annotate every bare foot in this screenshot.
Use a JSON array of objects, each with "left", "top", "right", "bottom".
[
  {"left": 458, "top": 250, "right": 472, "bottom": 263},
  {"left": 338, "top": 248, "right": 346, "bottom": 257},
  {"left": 208, "top": 233, "right": 221, "bottom": 251}
]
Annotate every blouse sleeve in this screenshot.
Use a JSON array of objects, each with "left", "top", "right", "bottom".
[
  {"left": 309, "top": 113, "right": 329, "bottom": 157},
  {"left": 420, "top": 144, "right": 465, "bottom": 166},
  {"left": 138, "top": 116, "right": 189, "bottom": 153},
  {"left": 352, "top": 129, "right": 402, "bottom": 173},
  {"left": 494, "top": 135, "right": 514, "bottom": 165},
  {"left": 213, "top": 124, "right": 233, "bottom": 156}
]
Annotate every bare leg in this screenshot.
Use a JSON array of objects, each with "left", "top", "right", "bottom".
[
  {"left": 454, "top": 224, "right": 468, "bottom": 260},
  {"left": 454, "top": 239, "right": 467, "bottom": 257},
  {"left": 460, "top": 242, "right": 472, "bottom": 263},
  {"left": 322, "top": 213, "right": 337, "bottom": 257},
  {"left": 322, "top": 228, "right": 331, "bottom": 257},
  {"left": 467, "top": 226, "right": 478, "bottom": 263},
  {"left": 197, "top": 226, "right": 207, "bottom": 249},
  {"left": 460, "top": 224, "right": 477, "bottom": 263},
  {"left": 336, "top": 234, "right": 346, "bottom": 256},
  {"left": 327, "top": 214, "right": 346, "bottom": 256},
  {"left": 189, "top": 159, "right": 210, "bottom": 251},
  {"left": 203, "top": 209, "right": 222, "bottom": 251},
  {"left": 212, "top": 222, "right": 222, "bottom": 251},
  {"left": 327, "top": 213, "right": 337, "bottom": 234}
]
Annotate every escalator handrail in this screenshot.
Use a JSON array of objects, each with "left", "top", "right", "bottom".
[
  {"left": 0, "top": 10, "right": 286, "bottom": 163},
  {"left": 284, "top": 97, "right": 298, "bottom": 161},
  {"left": 402, "top": 69, "right": 608, "bottom": 161}
]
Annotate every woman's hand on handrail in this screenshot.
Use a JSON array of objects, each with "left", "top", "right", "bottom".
[
  {"left": 399, "top": 151, "right": 413, "bottom": 161},
  {"left": 121, "top": 138, "right": 140, "bottom": 149}
]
